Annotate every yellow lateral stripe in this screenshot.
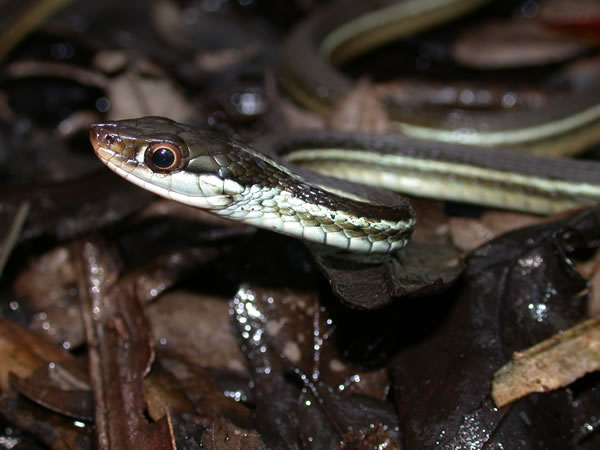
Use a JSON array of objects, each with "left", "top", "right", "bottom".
[{"left": 284, "top": 148, "right": 600, "bottom": 198}]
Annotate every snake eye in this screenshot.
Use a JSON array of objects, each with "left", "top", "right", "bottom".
[{"left": 145, "top": 142, "right": 181, "bottom": 171}]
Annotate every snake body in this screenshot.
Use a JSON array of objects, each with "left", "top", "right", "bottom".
[
  {"left": 89, "top": 117, "right": 600, "bottom": 253},
  {"left": 282, "top": 0, "right": 600, "bottom": 155}
]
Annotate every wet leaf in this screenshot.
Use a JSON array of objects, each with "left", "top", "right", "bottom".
[
  {"left": 160, "top": 361, "right": 254, "bottom": 430},
  {"left": 8, "top": 357, "right": 92, "bottom": 423},
  {"left": 391, "top": 206, "right": 600, "bottom": 448},
  {"left": 336, "top": 424, "right": 401, "bottom": 450},
  {"left": 0, "top": 319, "right": 70, "bottom": 391},
  {"left": 230, "top": 234, "right": 403, "bottom": 448},
  {"left": 75, "top": 237, "right": 175, "bottom": 449},
  {"left": 0, "top": 171, "right": 155, "bottom": 242},
  {"left": 0, "top": 389, "right": 94, "bottom": 449},
  {"left": 143, "top": 365, "right": 197, "bottom": 421},
  {"left": 10, "top": 371, "right": 92, "bottom": 422},
  {"left": 201, "top": 416, "right": 266, "bottom": 450}
]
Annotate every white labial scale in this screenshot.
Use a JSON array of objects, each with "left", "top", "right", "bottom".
[
  {"left": 223, "top": 178, "right": 245, "bottom": 195},
  {"left": 149, "top": 172, "right": 172, "bottom": 191},
  {"left": 243, "top": 210, "right": 265, "bottom": 220},
  {"left": 302, "top": 226, "right": 326, "bottom": 244},
  {"left": 225, "top": 209, "right": 248, "bottom": 219},
  {"left": 371, "top": 239, "right": 393, "bottom": 253},
  {"left": 324, "top": 231, "right": 351, "bottom": 250},
  {"left": 169, "top": 173, "right": 235, "bottom": 209},
  {"left": 258, "top": 214, "right": 286, "bottom": 231},
  {"left": 172, "top": 171, "right": 200, "bottom": 193},
  {"left": 348, "top": 237, "right": 372, "bottom": 252},
  {"left": 197, "top": 174, "right": 225, "bottom": 196},
  {"left": 281, "top": 220, "right": 305, "bottom": 237}
]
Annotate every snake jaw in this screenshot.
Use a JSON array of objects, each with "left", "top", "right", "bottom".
[{"left": 90, "top": 122, "right": 238, "bottom": 211}]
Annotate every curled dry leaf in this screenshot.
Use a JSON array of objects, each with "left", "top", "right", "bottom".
[
  {"left": 0, "top": 319, "right": 71, "bottom": 391},
  {"left": 106, "top": 69, "right": 197, "bottom": 122},
  {"left": 492, "top": 317, "right": 600, "bottom": 408},
  {"left": 328, "top": 78, "right": 390, "bottom": 133}
]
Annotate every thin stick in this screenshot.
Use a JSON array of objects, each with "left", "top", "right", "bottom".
[{"left": 0, "top": 201, "right": 30, "bottom": 277}]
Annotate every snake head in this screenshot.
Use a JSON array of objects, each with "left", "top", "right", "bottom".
[{"left": 89, "top": 117, "right": 245, "bottom": 209}]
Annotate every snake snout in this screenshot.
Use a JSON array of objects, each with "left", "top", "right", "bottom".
[{"left": 89, "top": 123, "right": 125, "bottom": 160}]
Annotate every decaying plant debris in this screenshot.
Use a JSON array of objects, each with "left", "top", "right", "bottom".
[{"left": 0, "top": 0, "right": 599, "bottom": 448}]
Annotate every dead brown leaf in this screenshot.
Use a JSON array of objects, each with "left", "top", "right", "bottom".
[
  {"left": 147, "top": 291, "right": 248, "bottom": 373},
  {"left": 201, "top": 416, "right": 266, "bottom": 450},
  {"left": 453, "top": 19, "right": 590, "bottom": 68},
  {"left": 75, "top": 237, "right": 175, "bottom": 449},
  {"left": 13, "top": 245, "right": 77, "bottom": 312},
  {"left": 492, "top": 317, "right": 600, "bottom": 408},
  {"left": 450, "top": 211, "right": 543, "bottom": 252},
  {"left": 576, "top": 248, "right": 600, "bottom": 316},
  {"left": 106, "top": 70, "right": 197, "bottom": 121},
  {"left": 0, "top": 319, "right": 71, "bottom": 391}
]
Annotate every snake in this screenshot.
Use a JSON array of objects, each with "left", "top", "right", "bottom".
[
  {"left": 89, "top": 117, "right": 600, "bottom": 254},
  {"left": 88, "top": 0, "right": 600, "bottom": 253},
  {"left": 282, "top": 0, "right": 600, "bottom": 156}
]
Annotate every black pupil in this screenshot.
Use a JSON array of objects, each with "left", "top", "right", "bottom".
[{"left": 151, "top": 147, "right": 175, "bottom": 168}]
